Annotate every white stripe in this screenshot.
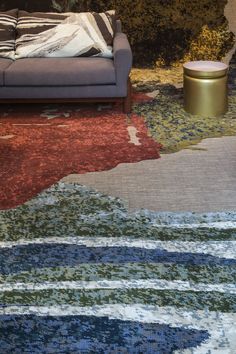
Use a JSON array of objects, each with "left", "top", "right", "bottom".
[
  {"left": 0, "top": 236, "right": 235, "bottom": 259},
  {"left": 136, "top": 210, "right": 236, "bottom": 225},
  {"left": 0, "top": 21, "right": 16, "bottom": 27},
  {"left": 18, "top": 18, "right": 62, "bottom": 23},
  {"left": 151, "top": 221, "right": 236, "bottom": 229},
  {"left": 0, "top": 14, "right": 17, "bottom": 20},
  {"left": 0, "top": 279, "right": 235, "bottom": 293},
  {"left": 1, "top": 305, "right": 235, "bottom": 353},
  {"left": 57, "top": 211, "right": 236, "bottom": 230},
  {"left": 0, "top": 43, "right": 14, "bottom": 46},
  {"left": 0, "top": 45, "right": 14, "bottom": 48},
  {"left": 0, "top": 47, "right": 14, "bottom": 50},
  {"left": 0, "top": 17, "right": 17, "bottom": 24}
]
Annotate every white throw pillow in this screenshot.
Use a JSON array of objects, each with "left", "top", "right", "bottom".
[{"left": 16, "top": 23, "right": 112, "bottom": 58}]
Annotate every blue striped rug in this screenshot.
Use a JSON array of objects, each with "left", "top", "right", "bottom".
[{"left": 0, "top": 182, "right": 235, "bottom": 353}]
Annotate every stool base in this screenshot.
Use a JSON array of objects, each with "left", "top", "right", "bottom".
[{"left": 184, "top": 74, "right": 228, "bottom": 117}]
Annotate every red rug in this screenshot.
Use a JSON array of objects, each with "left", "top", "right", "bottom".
[{"left": 0, "top": 102, "right": 161, "bottom": 210}]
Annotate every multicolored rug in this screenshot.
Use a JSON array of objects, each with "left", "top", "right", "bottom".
[
  {"left": 0, "top": 100, "right": 160, "bottom": 209},
  {"left": 1, "top": 56, "right": 236, "bottom": 352},
  {"left": 0, "top": 182, "right": 235, "bottom": 352}
]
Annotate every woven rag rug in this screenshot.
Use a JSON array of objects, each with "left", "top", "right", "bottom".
[{"left": 0, "top": 182, "right": 236, "bottom": 353}]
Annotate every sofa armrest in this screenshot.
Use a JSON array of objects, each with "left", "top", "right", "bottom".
[{"left": 113, "top": 33, "right": 132, "bottom": 89}]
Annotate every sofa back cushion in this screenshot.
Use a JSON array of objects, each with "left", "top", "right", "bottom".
[
  {"left": 15, "top": 10, "right": 116, "bottom": 59},
  {"left": 0, "top": 9, "right": 18, "bottom": 60}
]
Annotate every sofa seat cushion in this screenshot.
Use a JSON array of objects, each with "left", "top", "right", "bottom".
[
  {"left": 4, "top": 58, "right": 116, "bottom": 86},
  {"left": 0, "top": 58, "right": 13, "bottom": 85},
  {"left": 15, "top": 10, "right": 115, "bottom": 59},
  {"left": 0, "top": 9, "right": 18, "bottom": 60}
]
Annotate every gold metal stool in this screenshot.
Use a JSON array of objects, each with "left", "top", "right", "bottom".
[{"left": 183, "top": 61, "right": 228, "bottom": 116}]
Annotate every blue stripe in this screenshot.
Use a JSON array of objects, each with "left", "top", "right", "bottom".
[
  {"left": 1, "top": 244, "right": 235, "bottom": 275},
  {"left": 0, "top": 314, "right": 209, "bottom": 354}
]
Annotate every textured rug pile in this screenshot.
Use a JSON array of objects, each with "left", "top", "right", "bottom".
[
  {"left": 0, "top": 100, "right": 160, "bottom": 209},
  {"left": 0, "top": 182, "right": 236, "bottom": 353}
]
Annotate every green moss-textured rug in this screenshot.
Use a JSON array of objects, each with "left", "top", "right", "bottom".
[
  {"left": 131, "top": 51, "right": 236, "bottom": 153},
  {"left": 0, "top": 182, "right": 235, "bottom": 352},
  {"left": 133, "top": 86, "right": 236, "bottom": 153}
]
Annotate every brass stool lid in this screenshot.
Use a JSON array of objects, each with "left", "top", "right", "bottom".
[{"left": 183, "top": 61, "right": 228, "bottom": 78}]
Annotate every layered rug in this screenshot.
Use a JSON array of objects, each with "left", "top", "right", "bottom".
[
  {"left": 0, "top": 182, "right": 236, "bottom": 353},
  {"left": 1, "top": 56, "right": 236, "bottom": 352}
]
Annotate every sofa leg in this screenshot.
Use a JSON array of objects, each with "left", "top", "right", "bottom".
[{"left": 123, "top": 78, "right": 132, "bottom": 113}]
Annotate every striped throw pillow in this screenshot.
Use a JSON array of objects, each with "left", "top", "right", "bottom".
[
  {"left": 15, "top": 10, "right": 116, "bottom": 59},
  {"left": 0, "top": 9, "right": 18, "bottom": 60}
]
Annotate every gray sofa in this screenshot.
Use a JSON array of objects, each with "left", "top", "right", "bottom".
[{"left": 0, "top": 21, "right": 133, "bottom": 113}]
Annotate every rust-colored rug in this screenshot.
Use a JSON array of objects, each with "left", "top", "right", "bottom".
[{"left": 0, "top": 102, "right": 161, "bottom": 209}]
